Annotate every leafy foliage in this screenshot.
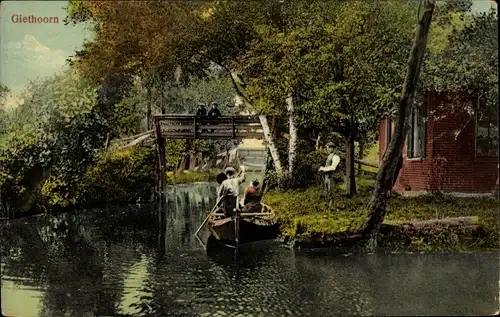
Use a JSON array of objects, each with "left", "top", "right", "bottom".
[
  {"left": 423, "top": 9, "right": 498, "bottom": 106},
  {"left": 0, "top": 70, "right": 113, "bottom": 211},
  {"left": 79, "top": 148, "right": 156, "bottom": 204},
  {"left": 0, "top": 84, "right": 10, "bottom": 135},
  {"left": 64, "top": 1, "right": 210, "bottom": 83},
  {"left": 231, "top": 1, "right": 417, "bottom": 135},
  {"left": 2, "top": 0, "right": 497, "bottom": 214}
]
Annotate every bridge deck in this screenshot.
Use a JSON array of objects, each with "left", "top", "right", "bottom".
[
  {"left": 153, "top": 115, "right": 263, "bottom": 140},
  {"left": 153, "top": 115, "right": 264, "bottom": 195}
]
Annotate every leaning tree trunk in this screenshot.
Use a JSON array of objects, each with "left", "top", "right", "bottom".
[
  {"left": 259, "top": 115, "right": 285, "bottom": 180},
  {"left": 345, "top": 133, "right": 356, "bottom": 195},
  {"left": 362, "top": 0, "right": 436, "bottom": 250},
  {"left": 223, "top": 68, "right": 286, "bottom": 183},
  {"left": 286, "top": 94, "right": 298, "bottom": 177}
]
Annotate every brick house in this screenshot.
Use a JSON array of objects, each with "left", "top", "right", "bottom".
[{"left": 379, "top": 92, "right": 498, "bottom": 193}]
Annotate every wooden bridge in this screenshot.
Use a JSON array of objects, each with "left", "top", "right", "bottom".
[
  {"left": 153, "top": 115, "right": 264, "bottom": 196},
  {"left": 153, "top": 115, "right": 263, "bottom": 140}
]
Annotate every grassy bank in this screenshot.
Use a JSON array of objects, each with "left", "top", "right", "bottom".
[{"left": 264, "top": 180, "right": 499, "bottom": 252}]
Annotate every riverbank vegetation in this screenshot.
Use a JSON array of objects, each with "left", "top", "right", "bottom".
[
  {"left": 265, "top": 183, "right": 499, "bottom": 251},
  {"left": 0, "top": 0, "right": 497, "bottom": 252}
]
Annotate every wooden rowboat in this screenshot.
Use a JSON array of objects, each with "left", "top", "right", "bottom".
[{"left": 206, "top": 202, "right": 279, "bottom": 248}]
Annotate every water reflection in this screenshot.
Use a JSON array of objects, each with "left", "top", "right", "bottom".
[
  {"left": 163, "top": 183, "right": 217, "bottom": 251},
  {"left": 1, "top": 182, "right": 499, "bottom": 316}
]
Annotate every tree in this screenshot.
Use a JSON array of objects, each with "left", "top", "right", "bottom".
[
  {"left": 0, "top": 69, "right": 115, "bottom": 210},
  {"left": 64, "top": 1, "right": 284, "bottom": 181},
  {"left": 63, "top": 0, "right": 441, "bottom": 195},
  {"left": 65, "top": 1, "right": 246, "bottom": 171},
  {"left": 423, "top": 8, "right": 498, "bottom": 112},
  {"left": 362, "top": 0, "right": 437, "bottom": 249},
  {"left": 64, "top": 1, "right": 210, "bottom": 84},
  {"left": 232, "top": 0, "right": 417, "bottom": 192},
  {"left": 0, "top": 84, "right": 10, "bottom": 135}
]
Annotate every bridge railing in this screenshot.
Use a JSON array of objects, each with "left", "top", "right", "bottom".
[{"left": 153, "top": 115, "right": 263, "bottom": 139}]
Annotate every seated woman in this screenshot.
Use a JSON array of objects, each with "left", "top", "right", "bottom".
[{"left": 242, "top": 180, "right": 262, "bottom": 212}]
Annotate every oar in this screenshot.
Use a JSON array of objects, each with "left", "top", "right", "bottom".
[
  {"left": 233, "top": 194, "right": 241, "bottom": 255},
  {"left": 194, "top": 196, "right": 223, "bottom": 238}
]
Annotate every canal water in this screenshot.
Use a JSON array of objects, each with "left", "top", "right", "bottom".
[{"left": 1, "top": 183, "right": 499, "bottom": 316}]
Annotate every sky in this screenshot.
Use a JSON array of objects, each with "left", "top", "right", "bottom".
[
  {"left": 0, "top": 0, "right": 497, "bottom": 106},
  {"left": 0, "top": 1, "right": 90, "bottom": 97}
]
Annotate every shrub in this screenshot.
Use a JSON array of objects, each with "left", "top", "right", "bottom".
[
  {"left": 40, "top": 176, "right": 78, "bottom": 209},
  {"left": 78, "top": 147, "right": 156, "bottom": 204}
]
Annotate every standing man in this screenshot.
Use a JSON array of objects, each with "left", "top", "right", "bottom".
[
  {"left": 318, "top": 142, "right": 341, "bottom": 196},
  {"left": 217, "top": 165, "right": 246, "bottom": 217}
]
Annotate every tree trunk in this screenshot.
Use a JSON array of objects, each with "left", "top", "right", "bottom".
[
  {"left": 362, "top": 0, "right": 436, "bottom": 250},
  {"left": 147, "top": 86, "right": 152, "bottom": 130},
  {"left": 286, "top": 94, "right": 297, "bottom": 176},
  {"left": 188, "top": 153, "right": 197, "bottom": 170},
  {"left": 397, "top": 216, "right": 478, "bottom": 228},
  {"left": 177, "top": 155, "right": 187, "bottom": 173},
  {"left": 315, "top": 133, "right": 321, "bottom": 151},
  {"left": 259, "top": 115, "right": 284, "bottom": 180},
  {"left": 345, "top": 134, "right": 356, "bottom": 195},
  {"left": 184, "top": 154, "right": 191, "bottom": 171},
  {"left": 357, "top": 140, "right": 364, "bottom": 175},
  {"left": 221, "top": 150, "right": 230, "bottom": 169},
  {"left": 223, "top": 67, "right": 285, "bottom": 182}
]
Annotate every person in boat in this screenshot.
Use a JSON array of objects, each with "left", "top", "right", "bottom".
[
  {"left": 217, "top": 165, "right": 246, "bottom": 217},
  {"left": 216, "top": 172, "right": 228, "bottom": 187},
  {"left": 318, "top": 142, "right": 340, "bottom": 195},
  {"left": 243, "top": 179, "right": 262, "bottom": 207}
]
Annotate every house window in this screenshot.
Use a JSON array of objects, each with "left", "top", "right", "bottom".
[
  {"left": 476, "top": 96, "right": 499, "bottom": 156},
  {"left": 407, "top": 104, "right": 426, "bottom": 159},
  {"left": 386, "top": 118, "right": 393, "bottom": 147}
]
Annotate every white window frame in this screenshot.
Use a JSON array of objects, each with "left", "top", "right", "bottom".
[{"left": 406, "top": 104, "right": 426, "bottom": 159}]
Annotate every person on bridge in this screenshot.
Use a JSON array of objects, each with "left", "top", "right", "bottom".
[
  {"left": 217, "top": 165, "right": 246, "bottom": 217},
  {"left": 318, "top": 142, "right": 341, "bottom": 196},
  {"left": 196, "top": 103, "right": 207, "bottom": 133},
  {"left": 207, "top": 103, "right": 222, "bottom": 133},
  {"left": 196, "top": 103, "right": 207, "bottom": 116},
  {"left": 208, "top": 102, "right": 222, "bottom": 118}
]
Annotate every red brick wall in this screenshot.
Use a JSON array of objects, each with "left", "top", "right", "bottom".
[{"left": 379, "top": 92, "right": 498, "bottom": 193}]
